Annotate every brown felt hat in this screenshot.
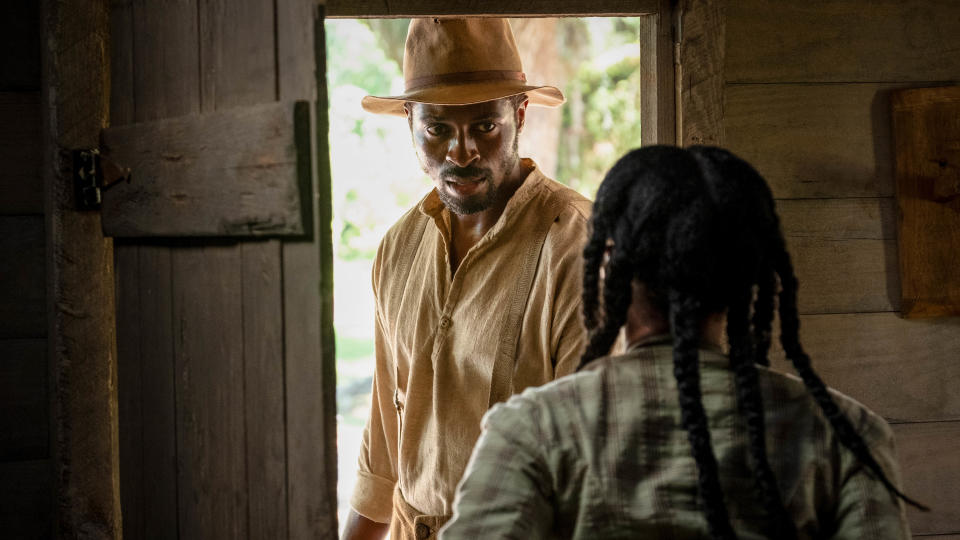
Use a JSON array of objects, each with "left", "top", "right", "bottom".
[{"left": 361, "top": 18, "right": 565, "bottom": 116}]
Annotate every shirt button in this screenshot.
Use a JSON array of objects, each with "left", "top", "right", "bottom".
[
  {"left": 415, "top": 522, "right": 431, "bottom": 539},
  {"left": 439, "top": 316, "right": 451, "bottom": 329}
]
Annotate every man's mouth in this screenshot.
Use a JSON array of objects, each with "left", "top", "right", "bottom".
[{"left": 445, "top": 175, "right": 486, "bottom": 195}]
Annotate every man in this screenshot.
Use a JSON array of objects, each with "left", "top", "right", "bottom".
[{"left": 341, "top": 18, "right": 591, "bottom": 540}]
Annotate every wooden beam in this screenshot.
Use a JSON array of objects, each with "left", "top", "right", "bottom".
[
  {"left": 40, "top": 0, "right": 120, "bottom": 536},
  {"left": 326, "top": 0, "right": 660, "bottom": 17},
  {"left": 678, "top": 0, "right": 724, "bottom": 146},
  {"left": 100, "top": 101, "right": 311, "bottom": 238},
  {"left": 727, "top": 0, "right": 960, "bottom": 83},
  {"left": 769, "top": 313, "right": 960, "bottom": 423}
]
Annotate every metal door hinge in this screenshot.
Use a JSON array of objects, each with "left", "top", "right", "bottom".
[{"left": 73, "top": 149, "right": 131, "bottom": 210}]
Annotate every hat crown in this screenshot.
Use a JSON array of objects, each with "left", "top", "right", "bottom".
[{"left": 402, "top": 18, "right": 524, "bottom": 90}]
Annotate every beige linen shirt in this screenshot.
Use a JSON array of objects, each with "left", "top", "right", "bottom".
[{"left": 350, "top": 160, "right": 591, "bottom": 524}]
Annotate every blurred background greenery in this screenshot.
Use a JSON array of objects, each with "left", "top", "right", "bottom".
[{"left": 327, "top": 17, "right": 645, "bottom": 526}]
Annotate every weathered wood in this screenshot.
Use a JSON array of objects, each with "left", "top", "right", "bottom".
[
  {"left": 173, "top": 246, "right": 247, "bottom": 540},
  {"left": 0, "top": 459, "right": 53, "bottom": 539},
  {"left": 769, "top": 313, "right": 960, "bottom": 423},
  {"left": 0, "top": 92, "right": 42, "bottom": 214},
  {"left": 100, "top": 101, "right": 309, "bottom": 238},
  {"left": 0, "top": 216, "right": 45, "bottom": 338},
  {"left": 0, "top": 339, "right": 47, "bottom": 460},
  {"left": 724, "top": 83, "right": 913, "bottom": 199},
  {"left": 891, "top": 86, "right": 960, "bottom": 318},
  {"left": 326, "top": 0, "right": 660, "bottom": 17},
  {"left": 132, "top": 0, "right": 198, "bottom": 121},
  {"left": 726, "top": 0, "right": 960, "bottom": 83},
  {"left": 778, "top": 198, "right": 899, "bottom": 314},
  {"left": 894, "top": 421, "right": 960, "bottom": 535},
  {"left": 638, "top": 0, "right": 676, "bottom": 146},
  {"left": 43, "top": 0, "right": 121, "bottom": 536},
  {"left": 241, "top": 241, "right": 289, "bottom": 539},
  {"left": 279, "top": 2, "right": 339, "bottom": 537},
  {"left": 679, "top": 0, "right": 723, "bottom": 146},
  {"left": 137, "top": 245, "right": 178, "bottom": 539},
  {"left": 114, "top": 245, "right": 143, "bottom": 538}
]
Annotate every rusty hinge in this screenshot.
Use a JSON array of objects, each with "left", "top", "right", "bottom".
[{"left": 73, "top": 149, "right": 131, "bottom": 211}]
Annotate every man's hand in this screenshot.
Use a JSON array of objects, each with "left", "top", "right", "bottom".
[{"left": 341, "top": 509, "right": 389, "bottom": 540}]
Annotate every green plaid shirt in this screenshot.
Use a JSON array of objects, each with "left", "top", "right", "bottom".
[{"left": 440, "top": 341, "right": 910, "bottom": 539}]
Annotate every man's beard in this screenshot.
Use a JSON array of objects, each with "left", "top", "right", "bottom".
[{"left": 434, "top": 135, "right": 520, "bottom": 216}]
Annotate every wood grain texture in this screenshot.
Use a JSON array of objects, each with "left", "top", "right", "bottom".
[
  {"left": 173, "top": 245, "right": 247, "bottom": 540},
  {"left": 326, "top": 0, "right": 659, "bottom": 17},
  {"left": 724, "top": 83, "right": 910, "bottom": 199},
  {"left": 280, "top": 2, "right": 339, "bottom": 537},
  {"left": 778, "top": 198, "right": 900, "bottom": 314},
  {"left": 679, "top": 0, "right": 723, "bottom": 146},
  {"left": 241, "top": 241, "right": 288, "bottom": 540},
  {"left": 891, "top": 86, "right": 960, "bottom": 318},
  {"left": 0, "top": 459, "right": 52, "bottom": 539},
  {"left": 100, "top": 101, "right": 307, "bottom": 237},
  {"left": 637, "top": 0, "right": 676, "bottom": 146},
  {"left": 0, "top": 92, "right": 42, "bottom": 214},
  {"left": 769, "top": 313, "right": 960, "bottom": 423},
  {"left": 114, "top": 245, "right": 144, "bottom": 539},
  {"left": 132, "top": 0, "right": 198, "bottom": 121},
  {"left": 0, "top": 339, "right": 47, "bottom": 461},
  {"left": 894, "top": 421, "right": 960, "bottom": 535},
  {"left": 726, "top": 0, "right": 960, "bottom": 83},
  {"left": 137, "top": 245, "right": 178, "bottom": 539},
  {"left": 0, "top": 216, "right": 45, "bottom": 338}
]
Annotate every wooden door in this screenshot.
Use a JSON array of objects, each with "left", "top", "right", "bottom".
[{"left": 107, "top": 1, "right": 336, "bottom": 538}]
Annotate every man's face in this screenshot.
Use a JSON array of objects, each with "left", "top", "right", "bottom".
[{"left": 406, "top": 97, "right": 527, "bottom": 215}]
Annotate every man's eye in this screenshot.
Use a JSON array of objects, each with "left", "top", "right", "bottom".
[
  {"left": 476, "top": 122, "right": 497, "bottom": 133},
  {"left": 426, "top": 125, "right": 448, "bottom": 136}
]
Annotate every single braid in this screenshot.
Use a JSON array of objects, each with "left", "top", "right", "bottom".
[{"left": 671, "top": 294, "right": 737, "bottom": 540}]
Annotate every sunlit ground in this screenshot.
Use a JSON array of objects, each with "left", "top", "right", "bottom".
[{"left": 328, "top": 17, "right": 644, "bottom": 530}]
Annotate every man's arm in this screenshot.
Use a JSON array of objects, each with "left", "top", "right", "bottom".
[
  {"left": 341, "top": 509, "right": 389, "bottom": 540},
  {"left": 550, "top": 206, "right": 591, "bottom": 378}
]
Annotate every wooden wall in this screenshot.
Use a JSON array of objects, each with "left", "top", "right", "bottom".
[
  {"left": 723, "top": 1, "right": 960, "bottom": 536},
  {"left": 0, "top": 1, "right": 53, "bottom": 538}
]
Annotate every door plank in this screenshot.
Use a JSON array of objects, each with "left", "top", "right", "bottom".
[
  {"left": 769, "top": 313, "right": 960, "bottom": 423},
  {"left": 727, "top": 0, "right": 960, "bottom": 83},
  {"left": 100, "top": 101, "right": 307, "bottom": 238},
  {"left": 115, "top": 245, "right": 143, "bottom": 538},
  {"left": 894, "top": 421, "right": 960, "bottom": 535},
  {"left": 0, "top": 92, "right": 42, "bottom": 214},
  {"left": 138, "top": 245, "right": 178, "bottom": 539},
  {"left": 279, "top": 2, "right": 339, "bottom": 537},
  {"left": 132, "top": 0, "right": 199, "bottom": 121},
  {"left": 173, "top": 245, "right": 248, "bottom": 540},
  {"left": 242, "top": 241, "right": 289, "bottom": 540},
  {"left": 0, "top": 460, "right": 53, "bottom": 539}
]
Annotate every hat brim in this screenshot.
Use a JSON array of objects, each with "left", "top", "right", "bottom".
[{"left": 361, "top": 81, "right": 565, "bottom": 116}]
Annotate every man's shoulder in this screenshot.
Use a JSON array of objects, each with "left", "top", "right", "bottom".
[
  {"left": 535, "top": 175, "right": 592, "bottom": 222},
  {"left": 379, "top": 193, "right": 432, "bottom": 253}
]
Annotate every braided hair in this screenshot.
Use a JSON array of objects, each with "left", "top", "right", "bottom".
[{"left": 578, "top": 145, "right": 926, "bottom": 539}]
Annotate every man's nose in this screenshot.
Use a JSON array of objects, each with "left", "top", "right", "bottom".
[{"left": 446, "top": 132, "right": 479, "bottom": 167}]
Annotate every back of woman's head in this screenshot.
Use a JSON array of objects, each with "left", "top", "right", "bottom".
[{"left": 579, "top": 145, "right": 924, "bottom": 540}]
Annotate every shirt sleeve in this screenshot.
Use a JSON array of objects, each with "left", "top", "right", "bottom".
[
  {"left": 349, "top": 247, "right": 398, "bottom": 524},
  {"left": 440, "top": 397, "right": 555, "bottom": 540},
  {"left": 829, "top": 412, "right": 911, "bottom": 540}
]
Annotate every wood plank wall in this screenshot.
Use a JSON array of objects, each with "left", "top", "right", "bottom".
[
  {"left": 0, "top": 1, "right": 52, "bottom": 538},
  {"left": 723, "top": 1, "right": 960, "bottom": 536}
]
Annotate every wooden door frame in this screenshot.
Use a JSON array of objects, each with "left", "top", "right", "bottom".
[{"left": 41, "top": 0, "right": 722, "bottom": 537}]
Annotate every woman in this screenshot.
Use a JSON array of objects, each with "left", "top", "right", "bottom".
[{"left": 439, "top": 146, "right": 923, "bottom": 539}]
